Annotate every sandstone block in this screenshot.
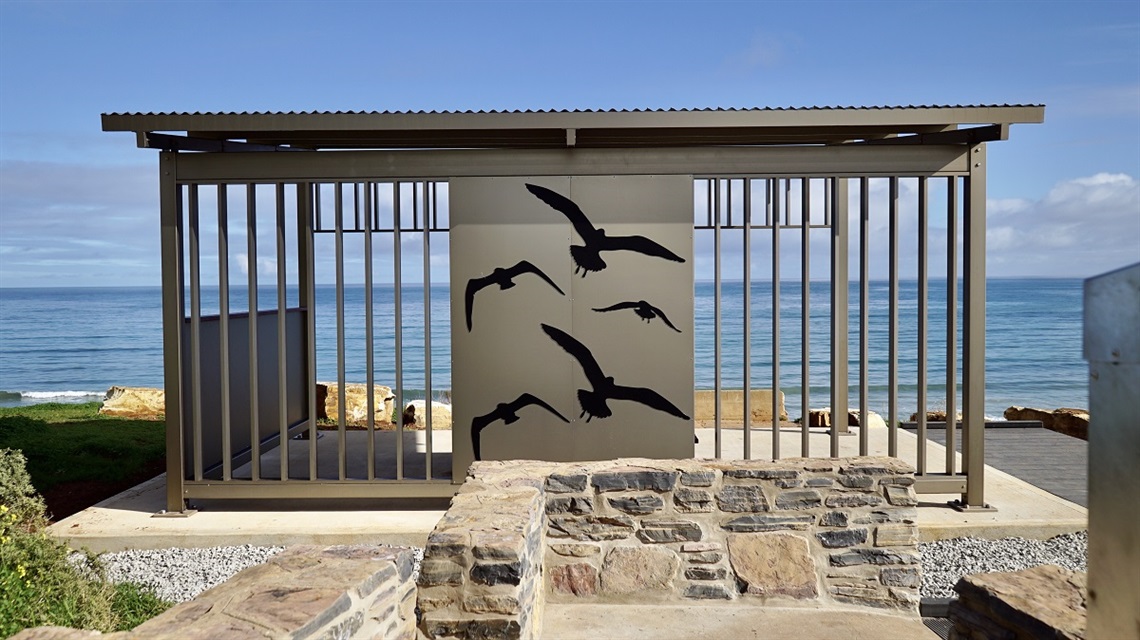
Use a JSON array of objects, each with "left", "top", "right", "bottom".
[
  {"left": 551, "top": 563, "right": 598, "bottom": 597},
  {"left": 463, "top": 593, "right": 521, "bottom": 615},
  {"left": 880, "top": 567, "right": 921, "bottom": 588},
  {"left": 874, "top": 524, "right": 918, "bottom": 547},
  {"left": 693, "top": 388, "right": 788, "bottom": 422},
  {"left": 600, "top": 547, "right": 679, "bottom": 594},
  {"left": 884, "top": 485, "right": 918, "bottom": 506},
  {"left": 98, "top": 386, "right": 165, "bottom": 419},
  {"left": 727, "top": 532, "right": 818, "bottom": 599},
  {"left": 319, "top": 382, "right": 395, "bottom": 426},
  {"left": 550, "top": 544, "right": 600, "bottom": 558},
  {"left": 471, "top": 530, "right": 525, "bottom": 561},
  {"left": 636, "top": 518, "right": 702, "bottom": 543},
  {"left": 419, "top": 559, "right": 465, "bottom": 586},
  {"left": 952, "top": 565, "right": 1087, "bottom": 640},
  {"left": 402, "top": 399, "right": 451, "bottom": 430}
]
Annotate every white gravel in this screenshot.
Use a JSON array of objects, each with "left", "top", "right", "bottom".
[
  {"left": 93, "top": 532, "right": 1086, "bottom": 604},
  {"left": 919, "top": 530, "right": 1087, "bottom": 599}
]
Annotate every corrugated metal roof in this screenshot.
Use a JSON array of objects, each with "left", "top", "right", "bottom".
[{"left": 101, "top": 105, "right": 1045, "bottom": 150}]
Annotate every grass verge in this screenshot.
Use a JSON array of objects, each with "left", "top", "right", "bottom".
[{"left": 0, "top": 402, "right": 165, "bottom": 521}]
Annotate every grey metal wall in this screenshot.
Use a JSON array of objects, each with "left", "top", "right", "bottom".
[{"left": 450, "top": 176, "right": 694, "bottom": 475}]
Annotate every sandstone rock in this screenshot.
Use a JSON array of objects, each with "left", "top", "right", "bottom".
[
  {"left": 551, "top": 563, "right": 598, "bottom": 596},
  {"left": 600, "top": 547, "right": 679, "bottom": 594},
  {"left": 909, "top": 410, "right": 962, "bottom": 423},
  {"left": 99, "top": 386, "right": 165, "bottom": 419},
  {"left": 727, "top": 532, "right": 818, "bottom": 599},
  {"left": 1004, "top": 405, "right": 1053, "bottom": 425},
  {"left": 951, "top": 565, "right": 1087, "bottom": 640},
  {"left": 318, "top": 383, "right": 395, "bottom": 426},
  {"left": 808, "top": 407, "right": 887, "bottom": 429},
  {"left": 1050, "top": 408, "right": 1089, "bottom": 441},
  {"left": 402, "top": 399, "right": 451, "bottom": 430},
  {"left": 694, "top": 389, "right": 788, "bottom": 422}
]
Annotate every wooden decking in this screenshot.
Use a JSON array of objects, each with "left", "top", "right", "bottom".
[{"left": 916, "top": 426, "right": 1087, "bottom": 507}]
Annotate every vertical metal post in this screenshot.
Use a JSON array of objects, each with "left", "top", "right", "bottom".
[
  {"left": 218, "top": 185, "right": 232, "bottom": 481},
  {"left": 743, "top": 179, "right": 752, "bottom": 460},
  {"left": 364, "top": 183, "right": 376, "bottom": 481},
  {"left": 188, "top": 185, "right": 203, "bottom": 482},
  {"left": 771, "top": 178, "right": 781, "bottom": 459},
  {"left": 713, "top": 179, "right": 722, "bottom": 458},
  {"left": 859, "top": 177, "right": 870, "bottom": 456},
  {"left": 275, "top": 183, "right": 288, "bottom": 482},
  {"left": 963, "top": 145, "right": 988, "bottom": 508},
  {"left": 423, "top": 182, "right": 434, "bottom": 480},
  {"left": 888, "top": 177, "right": 900, "bottom": 458},
  {"left": 830, "top": 178, "right": 849, "bottom": 458},
  {"left": 917, "top": 177, "right": 929, "bottom": 475},
  {"left": 334, "top": 183, "right": 346, "bottom": 481},
  {"left": 394, "top": 182, "right": 404, "bottom": 479},
  {"left": 246, "top": 184, "right": 260, "bottom": 482},
  {"left": 801, "top": 178, "right": 811, "bottom": 457},
  {"left": 299, "top": 183, "right": 317, "bottom": 481},
  {"left": 158, "top": 152, "right": 186, "bottom": 512},
  {"left": 946, "top": 177, "right": 959, "bottom": 475}
]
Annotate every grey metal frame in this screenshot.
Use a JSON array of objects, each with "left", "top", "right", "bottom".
[{"left": 112, "top": 107, "right": 1041, "bottom": 513}]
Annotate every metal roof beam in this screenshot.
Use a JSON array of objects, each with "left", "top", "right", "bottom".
[
  {"left": 140, "top": 132, "right": 303, "bottom": 153},
  {"left": 856, "top": 124, "right": 1010, "bottom": 146}
]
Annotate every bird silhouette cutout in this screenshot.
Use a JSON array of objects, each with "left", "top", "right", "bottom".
[
  {"left": 524, "top": 183, "right": 686, "bottom": 277},
  {"left": 465, "top": 260, "right": 565, "bottom": 331},
  {"left": 470, "top": 393, "right": 570, "bottom": 460},
  {"left": 541, "top": 323, "right": 690, "bottom": 423},
  {"left": 592, "top": 300, "right": 682, "bottom": 333}
]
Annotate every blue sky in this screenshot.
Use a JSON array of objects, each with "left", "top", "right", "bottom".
[{"left": 1, "top": 0, "right": 1137, "bottom": 287}]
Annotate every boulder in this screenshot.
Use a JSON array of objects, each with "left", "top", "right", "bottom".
[
  {"left": 318, "top": 383, "right": 394, "bottom": 426},
  {"left": 950, "top": 564, "right": 1087, "bottom": 640},
  {"left": 807, "top": 407, "right": 886, "bottom": 429},
  {"left": 1004, "top": 405, "right": 1054, "bottom": 425},
  {"left": 1050, "top": 408, "right": 1089, "bottom": 441},
  {"left": 908, "top": 410, "right": 962, "bottom": 423},
  {"left": 402, "top": 399, "right": 452, "bottom": 430},
  {"left": 98, "top": 386, "right": 165, "bottom": 419}
]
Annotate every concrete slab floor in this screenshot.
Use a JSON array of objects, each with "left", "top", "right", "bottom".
[
  {"left": 539, "top": 604, "right": 943, "bottom": 640},
  {"left": 50, "top": 426, "right": 1085, "bottom": 553}
]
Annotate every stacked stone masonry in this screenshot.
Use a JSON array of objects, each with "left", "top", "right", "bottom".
[
  {"left": 417, "top": 456, "right": 919, "bottom": 639},
  {"left": 13, "top": 545, "right": 418, "bottom": 640}
]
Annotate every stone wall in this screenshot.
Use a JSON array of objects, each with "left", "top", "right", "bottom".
[
  {"left": 14, "top": 545, "right": 418, "bottom": 640},
  {"left": 417, "top": 456, "right": 919, "bottom": 639}
]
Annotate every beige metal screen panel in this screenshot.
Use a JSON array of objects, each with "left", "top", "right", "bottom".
[{"left": 450, "top": 176, "right": 693, "bottom": 477}]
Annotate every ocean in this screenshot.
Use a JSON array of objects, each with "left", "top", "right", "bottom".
[{"left": 0, "top": 279, "right": 1088, "bottom": 420}]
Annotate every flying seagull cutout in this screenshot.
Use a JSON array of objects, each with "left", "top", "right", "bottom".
[
  {"left": 524, "top": 183, "right": 686, "bottom": 277},
  {"left": 593, "top": 300, "right": 682, "bottom": 333},
  {"left": 541, "top": 323, "right": 691, "bottom": 422},
  {"left": 470, "top": 393, "right": 569, "bottom": 460},
  {"left": 465, "top": 260, "right": 565, "bottom": 331}
]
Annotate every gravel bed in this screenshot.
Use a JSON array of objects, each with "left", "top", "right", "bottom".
[
  {"left": 919, "top": 530, "right": 1087, "bottom": 599},
  {"left": 92, "top": 533, "right": 1084, "bottom": 604}
]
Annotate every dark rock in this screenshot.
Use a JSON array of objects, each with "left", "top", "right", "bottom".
[
  {"left": 829, "top": 548, "right": 919, "bottom": 567},
  {"left": 637, "top": 519, "right": 702, "bottom": 543},
  {"left": 680, "top": 470, "right": 716, "bottom": 487},
  {"left": 825, "top": 494, "right": 884, "bottom": 508},
  {"left": 684, "top": 584, "right": 733, "bottom": 600},
  {"left": 685, "top": 551, "right": 722, "bottom": 564},
  {"left": 774, "top": 489, "right": 822, "bottom": 510},
  {"left": 592, "top": 470, "right": 678, "bottom": 492},
  {"left": 838, "top": 474, "right": 874, "bottom": 489},
  {"left": 880, "top": 567, "right": 921, "bottom": 588},
  {"left": 715, "top": 485, "right": 769, "bottom": 512},
  {"left": 419, "top": 559, "right": 465, "bottom": 586},
  {"left": 548, "top": 514, "right": 635, "bottom": 541},
  {"left": 685, "top": 566, "right": 728, "bottom": 580},
  {"left": 816, "top": 528, "right": 868, "bottom": 548},
  {"left": 546, "top": 496, "right": 594, "bottom": 515},
  {"left": 724, "top": 468, "right": 799, "bottom": 480},
  {"left": 805, "top": 477, "right": 835, "bottom": 488},
  {"left": 470, "top": 561, "right": 522, "bottom": 586},
  {"left": 546, "top": 473, "right": 587, "bottom": 493},
  {"left": 608, "top": 494, "right": 664, "bottom": 515},
  {"left": 819, "top": 511, "right": 849, "bottom": 528},
  {"left": 674, "top": 488, "right": 714, "bottom": 513},
  {"left": 721, "top": 514, "right": 813, "bottom": 532}
]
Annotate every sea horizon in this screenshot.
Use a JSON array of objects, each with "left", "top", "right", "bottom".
[{"left": 0, "top": 278, "right": 1089, "bottom": 419}]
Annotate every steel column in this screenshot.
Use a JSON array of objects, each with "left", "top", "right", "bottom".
[
  {"left": 158, "top": 152, "right": 187, "bottom": 512},
  {"left": 830, "top": 178, "right": 849, "bottom": 457},
  {"left": 962, "top": 144, "right": 989, "bottom": 508}
]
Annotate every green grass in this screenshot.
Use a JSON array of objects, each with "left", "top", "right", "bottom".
[{"left": 0, "top": 403, "right": 165, "bottom": 495}]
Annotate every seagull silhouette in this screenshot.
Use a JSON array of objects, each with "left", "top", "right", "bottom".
[
  {"left": 470, "top": 393, "right": 569, "bottom": 460},
  {"left": 524, "top": 183, "right": 686, "bottom": 277},
  {"left": 592, "top": 300, "right": 682, "bottom": 333},
  {"left": 465, "top": 260, "right": 565, "bottom": 331},
  {"left": 541, "top": 323, "right": 690, "bottom": 422}
]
